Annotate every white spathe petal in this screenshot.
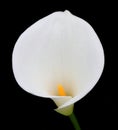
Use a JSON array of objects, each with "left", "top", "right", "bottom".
[
  {"left": 52, "top": 96, "right": 72, "bottom": 107},
  {"left": 12, "top": 10, "right": 104, "bottom": 114}
]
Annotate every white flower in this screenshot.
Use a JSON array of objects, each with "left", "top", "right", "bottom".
[{"left": 12, "top": 10, "right": 105, "bottom": 116}]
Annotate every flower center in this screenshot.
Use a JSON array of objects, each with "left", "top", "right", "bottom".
[{"left": 58, "top": 84, "right": 66, "bottom": 96}]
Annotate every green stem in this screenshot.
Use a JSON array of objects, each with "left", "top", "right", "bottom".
[{"left": 69, "top": 113, "right": 81, "bottom": 130}]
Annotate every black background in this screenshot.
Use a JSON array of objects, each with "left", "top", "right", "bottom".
[{"left": 1, "top": 1, "right": 117, "bottom": 130}]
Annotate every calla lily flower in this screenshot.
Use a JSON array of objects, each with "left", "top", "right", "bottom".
[{"left": 12, "top": 10, "right": 104, "bottom": 116}]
